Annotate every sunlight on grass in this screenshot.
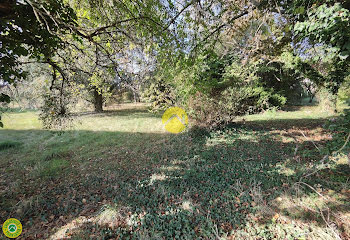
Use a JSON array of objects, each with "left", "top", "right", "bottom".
[
  {"left": 75, "top": 113, "right": 165, "bottom": 133},
  {"left": 148, "top": 173, "right": 167, "bottom": 185},
  {"left": 181, "top": 200, "right": 194, "bottom": 211},
  {"left": 49, "top": 216, "right": 89, "bottom": 240},
  {"left": 32, "top": 158, "right": 69, "bottom": 178},
  {"left": 1, "top": 111, "right": 42, "bottom": 130},
  {"left": 270, "top": 190, "right": 350, "bottom": 240},
  {"left": 1, "top": 107, "right": 166, "bottom": 133},
  {"left": 243, "top": 106, "right": 334, "bottom": 122},
  {"left": 49, "top": 205, "right": 147, "bottom": 239}
]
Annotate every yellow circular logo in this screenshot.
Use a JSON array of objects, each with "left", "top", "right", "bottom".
[
  {"left": 2, "top": 218, "right": 22, "bottom": 238},
  {"left": 162, "top": 107, "right": 188, "bottom": 134}
]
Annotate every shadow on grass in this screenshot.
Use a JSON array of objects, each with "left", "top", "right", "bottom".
[
  {"left": 0, "top": 117, "right": 348, "bottom": 239},
  {"left": 63, "top": 129, "right": 347, "bottom": 239},
  {"left": 241, "top": 116, "right": 332, "bottom": 131}
]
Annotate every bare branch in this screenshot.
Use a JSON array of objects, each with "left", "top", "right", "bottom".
[
  {"left": 192, "top": 7, "right": 255, "bottom": 52},
  {"left": 164, "top": 1, "right": 194, "bottom": 30}
]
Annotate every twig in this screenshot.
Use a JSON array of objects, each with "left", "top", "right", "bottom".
[
  {"left": 164, "top": 1, "right": 194, "bottom": 30},
  {"left": 294, "top": 182, "right": 328, "bottom": 200},
  {"left": 318, "top": 206, "right": 342, "bottom": 240},
  {"left": 300, "top": 155, "right": 329, "bottom": 180},
  {"left": 334, "top": 132, "right": 350, "bottom": 154},
  {"left": 192, "top": 7, "right": 255, "bottom": 52},
  {"left": 300, "top": 131, "right": 321, "bottom": 152}
]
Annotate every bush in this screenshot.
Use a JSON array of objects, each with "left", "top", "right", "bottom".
[
  {"left": 188, "top": 86, "right": 286, "bottom": 127},
  {"left": 317, "top": 87, "right": 337, "bottom": 113},
  {"left": 122, "top": 91, "right": 133, "bottom": 102},
  {"left": 146, "top": 52, "right": 288, "bottom": 127},
  {"left": 142, "top": 81, "right": 176, "bottom": 112}
]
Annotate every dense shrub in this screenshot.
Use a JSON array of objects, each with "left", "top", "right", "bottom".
[
  {"left": 188, "top": 86, "right": 286, "bottom": 127},
  {"left": 142, "top": 81, "right": 177, "bottom": 112},
  {"left": 145, "top": 52, "right": 287, "bottom": 127},
  {"left": 317, "top": 87, "right": 338, "bottom": 113}
]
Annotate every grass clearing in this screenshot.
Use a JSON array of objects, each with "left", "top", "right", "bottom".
[
  {"left": 0, "top": 104, "right": 349, "bottom": 239},
  {"left": 243, "top": 106, "right": 334, "bottom": 122}
]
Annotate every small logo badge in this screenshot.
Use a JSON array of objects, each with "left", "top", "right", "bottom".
[
  {"left": 2, "top": 218, "right": 22, "bottom": 238},
  {"left": 162, "top": 107, "right": 188, "bottom": 133}
]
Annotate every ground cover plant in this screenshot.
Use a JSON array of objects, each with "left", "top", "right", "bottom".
[{"left": 0, "top": 104, "right": 349, "bottom": 239}]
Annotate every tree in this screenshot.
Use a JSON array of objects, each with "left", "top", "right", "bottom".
[
  {"left": 0, "top": 0, "right": 77, "bottom": 83},
  {"left": 40, "top": 0, "right": 186, "bottom": 116},
  {"left": 0, "top": 0, "right": 77, "bottom": 126},
  {"left": 301, "top": 79, "right": 317, "bottom": 103},
  {"left": 1, "top": 0, "right": 184, "bottom": 126},
  {"left": 284, "top": 1, "right": 350, "bottom": 111}
]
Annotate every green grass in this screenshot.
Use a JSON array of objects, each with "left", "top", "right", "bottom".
[
  {"left": 0, "top": 104, "right": 349, "bottom": 239},
  {"left": 0, "top": 140, "right": 21, "bottom": 151},
  {"left": 243, "top": 105, "right": 334, "bottom": 121}
]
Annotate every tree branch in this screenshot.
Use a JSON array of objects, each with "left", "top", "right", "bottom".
[
  {"left": 164, "top": 1, "right": 194, "bottom": 30},
  {"left": 192, "top": 7, "right": 255, "bottom": 52}
]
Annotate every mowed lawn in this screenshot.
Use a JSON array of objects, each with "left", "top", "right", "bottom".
[{"left": 0, "top": 104, "right": 349, "bottom": 239}]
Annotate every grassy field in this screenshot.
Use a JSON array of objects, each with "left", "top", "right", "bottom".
[{"left": 0, "top": 104, "right": 349, "bottom": 239}]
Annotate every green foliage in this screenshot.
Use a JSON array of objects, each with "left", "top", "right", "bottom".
[
  {"left": 142, "top": 81, "right": 176, "bottom": 112},
  {"left": 0, "top": 0, "right": 77, "bottom": 84},
  {"left": 256, "top": 59, "right": 304, "bottom": 104},
  {"left": 294, "top": 3, "right": 350, "bottom": 62},
  {"left": 192, "top": 52, "right": 235, "bottom": 94},
  {"left": 121, "top": 91, "right": 133, "bottom": 102},
  {"left": 39, "top": 93, "right": 74, "bottom": 130},
  {"left": 3, "top": 0, "right": 348, "bottom": 130},
  {"left": 153, "top": 52, "right": 288, "bottom": 127},
  {"left": 0, "top": 0, "right": 77, "bottom": 129},
  {"left": 0, "top": 93, "right": 11, "bottom": 104},
  {"left": 0, "top": 140, "right": 21, "bottom": 151},
  {"left": 189, "top": 86, "right": 286, "bottom": 127},
  {"left": 0, "top": 93, "right": 11, "bottom": 128},
  {"left": 316, "top": 87, "right": 338, "bottom": 113},
  {"left": 292, "top": 2, "right": 350, "bottom": 109}
]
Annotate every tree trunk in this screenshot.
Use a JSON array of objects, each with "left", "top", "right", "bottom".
[
  {"left": 309, "top": 95, "right": 314, "bottom": 103},
  {"left": 133, "top": 91, "right": 140, "bottom": 103},
  {"left": 0, "top": 1, "right": 15, "bottom": 20},
  {"left": 93, "top": 88, "right": 103, "bottom": 112}
]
